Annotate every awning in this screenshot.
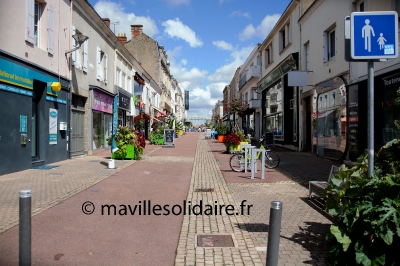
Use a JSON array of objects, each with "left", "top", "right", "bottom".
[
  {"left": 317, "top": 109, "right": 335, "bottom": 119},
  {"left": 134, "top": 113, "right": 150, "bottom": 122}
]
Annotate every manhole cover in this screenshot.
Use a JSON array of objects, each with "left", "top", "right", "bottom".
[
  {"left": 194, "top": 188, "right": 214, "bottom": 192},
  {"left": 197, "top": 234, "right": 235, "bottom": 247}
]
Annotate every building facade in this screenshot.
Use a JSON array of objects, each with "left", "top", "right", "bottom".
[
  {"left": 0, "top": 0, "right": 72, "bottom": 175},
  {"left": 258, "top": 1, "right": 301, "bottom": 150}
]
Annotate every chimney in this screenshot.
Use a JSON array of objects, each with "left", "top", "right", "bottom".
[
  {"left": 102, "top": 18, "right": 110, "bottom": 28},
  {"left": 131, "top": 25, "right": 143, "bottom": 38},
  {"left": 117, "top": 33, "right": 127, "bottom": 45}
]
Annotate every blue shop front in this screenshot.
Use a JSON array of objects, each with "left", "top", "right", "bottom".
[{"left": 0, "top": 51, "right": 70, "bottom": 175}]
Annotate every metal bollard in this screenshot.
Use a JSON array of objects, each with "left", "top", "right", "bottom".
[
  {"left": 266, "top": 201, "right": 283, "bottom": 266},
  {"left": 19, "top": 190, "right": 31, "bottom": 266}
]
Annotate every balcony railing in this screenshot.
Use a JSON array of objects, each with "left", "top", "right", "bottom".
[
  {"left": 239, "top": 65, "right": 261, "bottom": 90},
  {"left": 249, "top": 99, "right": 261, "bottom": 109}
]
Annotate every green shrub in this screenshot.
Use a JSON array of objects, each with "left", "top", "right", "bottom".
[{"left": 324, "top": 139, "right": 400, "bottom": 266}]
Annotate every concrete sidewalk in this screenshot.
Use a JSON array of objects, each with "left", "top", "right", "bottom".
[{"left": 0, "top": 132, "right": 338, "bottom": 265}]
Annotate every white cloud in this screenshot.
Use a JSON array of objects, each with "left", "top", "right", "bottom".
[
  {"left": 180, "top": 59, "right": 188, "bottom": 65},
  {"left": 239, "top": 14, "right": 281, "bottom": 41},
  {"left": 93, "top": 0, "right": 158, "bottom": 39},
  {"left": 212, "top": 40, "right": 234, "bottom": 51},
  {"left": 162, "top": 18, "right": 203, "bottom": 47},
  {"left": 208, "top": 45, "right": 254, "bottom": 83},
  {"left": 230, "top": 11, "right": 250, "bottom": 19}
]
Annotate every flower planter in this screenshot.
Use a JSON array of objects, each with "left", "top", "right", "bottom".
[
  {"left": 112, "top": 145, "right": 135, "bottom": 160},
  {"left": 231, "top": 141, "right": 248, "bottom": 151},
  {"left": 218, "top": 135, "right": 225, "bottom": 143}
]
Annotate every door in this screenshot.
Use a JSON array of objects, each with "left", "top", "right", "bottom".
[{"left": 71, "top": 110, "right": 85, "bottom": 155}]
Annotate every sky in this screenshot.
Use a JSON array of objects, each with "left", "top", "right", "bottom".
[{"left": 88, "top": 0, "right": 292, "bottom": 120}]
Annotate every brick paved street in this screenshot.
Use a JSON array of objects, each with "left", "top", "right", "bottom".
[{"left": 0, "top": 132, "right": 340, "bottom": 265}]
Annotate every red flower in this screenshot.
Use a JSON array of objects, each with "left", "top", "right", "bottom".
[{"left": 224, "top": 132, "right": 240, "bottom": 145}]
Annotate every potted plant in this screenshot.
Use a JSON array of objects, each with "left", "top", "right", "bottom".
[
  {"left": 106, "top": 126, "right": 137, "bottom": 160},
  {"left": 224, "top": 131, "right": 241, "bottom": 152},
  {"left": 236, "top": 131, "right": 251, "bottom": 149},
  {"left": 216, "top": 123, "right": 227, "bottom": 143}
]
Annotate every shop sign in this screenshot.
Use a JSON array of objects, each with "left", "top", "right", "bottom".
[
  {"left": 0, "top": 83, "right": 32, "bottom": 96},
  {"left": 118, "top": 91, "right": 131, "bottom": 111},
  {"left": 258, "top": 54, "right": 296, "bottom": 92},
  {"left": 163, "top": 129, "right": 175, "bottom": 148},
  {"left": 0, "top": 57, "right": 58, "bottom": 96},
  {"left": 20, "top": 115, "right": 27, "bottom": 133},
  {"left": 46, "top": 95, "right": 66, "bottom": 104},
  {"left": 49, "top": 108, "right": 58, "bottom": 145},
  {"left": 93, "top": 90, "right": 113, "bottom": 114}
]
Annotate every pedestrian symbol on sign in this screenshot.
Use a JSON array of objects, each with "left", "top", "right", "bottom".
[
  {"left": 351, "top": 11, "right": 398, "bottom": 60},
  {"left": 362, "top": 19, "right": 375, "bottom": 52}
]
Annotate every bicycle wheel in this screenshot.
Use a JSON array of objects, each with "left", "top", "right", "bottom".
[
  {"left": 264, "top": 151, "right": 280, "bottom": 169},
  {"left": 229, "top": 154, "right": 247, "bottom": 172}
]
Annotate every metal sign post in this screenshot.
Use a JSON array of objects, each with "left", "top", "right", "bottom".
[{"left": 349, "top": 11, "right": 398, "bottom": 177}]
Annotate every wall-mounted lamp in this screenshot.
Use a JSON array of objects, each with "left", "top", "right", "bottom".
[
  {"left": 65, "top": 33, "right": 89, "bottom": 54},
  {"left": 252, "top": 86, "right": 261, "bottom": 94}
]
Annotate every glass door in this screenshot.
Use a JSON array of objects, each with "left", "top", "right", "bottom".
[{"left": 31, "top": 101, "right": 38, "bottom": 159}]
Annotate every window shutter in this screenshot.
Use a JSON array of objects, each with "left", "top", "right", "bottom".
[
  {"left": 72, "top": 26, "right": 76, "bottom": 65},
  {"left": 47, "top": 5, "right": 54, "bottom": 54},
  {"left": 104, "top": 53, "right": 108, "bottom": 83},
  {"left": 96, "top": 47, "right": 101, "bottom": 80},
  {"left": 83, "top": 40, "right": 88, "bottom": 72},
  {"left": 26, "top": 0, "right": 34, "bottom": 44},
  {"left": 323, "top": 32, "right": 327, "bottom": 62}
]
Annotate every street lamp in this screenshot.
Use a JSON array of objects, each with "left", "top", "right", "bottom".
[{"left": 65, "top": 33, "right": 89, "bottom": 54}]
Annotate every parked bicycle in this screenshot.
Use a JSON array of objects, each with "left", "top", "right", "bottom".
[{"left": 229, "top": 136, "right": 280, "bottom": 172}]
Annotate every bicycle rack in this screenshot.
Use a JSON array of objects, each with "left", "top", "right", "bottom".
[
  {"left": 240, "top": 144, "right": 255, "bottom": 173},
  {"left": 251, "top": 148, "right": 266, "bottom": 180}
]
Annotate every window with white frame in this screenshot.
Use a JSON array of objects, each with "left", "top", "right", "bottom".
[
  {"left": 71, "top": 26, "right": 88, "bottom": 72},
  {"left": 127, "top": 76, "right": 131, "bottom": 94},
  {"left": 265, "top": 44, "right": 273, "bottom": 67},
  {"left": 116, "top": 68, "right": 120, "bottom": 86},
  {"left": 324, "top": 95, "right": 328, "bottom": 108},
  {"left": 34, "top": 1, "right": 40, "bottom": 47},
  {"left": 331, "top": 92, "right": 336, "bottom": 106},
  {"left": 304, "top": 42, "right": 310, "bottom": 71},
  {"left": 324, "top": 27, "right": 336, "bottom": 62},
  {"left": 26, "top": 0, "right": 55, "bottom": 54},
  {"left": 96, "top": 47, "right": 108, "bottom": 83},
  {"left": 279, "top": 21, "right": 290, "bottom": 52},
  {"left": 357, "top": 1, "right": 364, "bottom": 12},
  {"left": 122, "top": 72, "right": 126, "bottom": 89}
]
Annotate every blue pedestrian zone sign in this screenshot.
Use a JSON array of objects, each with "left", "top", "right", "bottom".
[{"left": 351, "top": 11, "right": 398, "bottom": 60}]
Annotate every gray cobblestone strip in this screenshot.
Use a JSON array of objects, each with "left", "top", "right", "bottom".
[
  {"left": 229, "top": 182, "right": 333, "bottom": 266},
  {"left": 142, "top": 156, "right": 194, "bottom": 163},
  {"left": 174, "top": 136, "right": 263, "bottom": 266},
  {"left": 0, "top": 157, "right": 134, "bottom": 234}
]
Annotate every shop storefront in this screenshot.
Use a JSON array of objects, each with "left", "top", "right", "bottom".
[
  {"left": 117, "top": 88, "right": 133, "bottom": 127},
  {"left": 0, "top": 52, "right": 70, "bottom": 175},
  {"left": 347, "top": 69, "right": 400, "bottom": 162},
  {"left": 314, "top": 77, "right": 347, "bottom": 160},
  {"left": 89, "top": 87, "right": 114, "bottom": 150},
  {"left": 259, "top": 53, "right": 299, "bottom": 149}
]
